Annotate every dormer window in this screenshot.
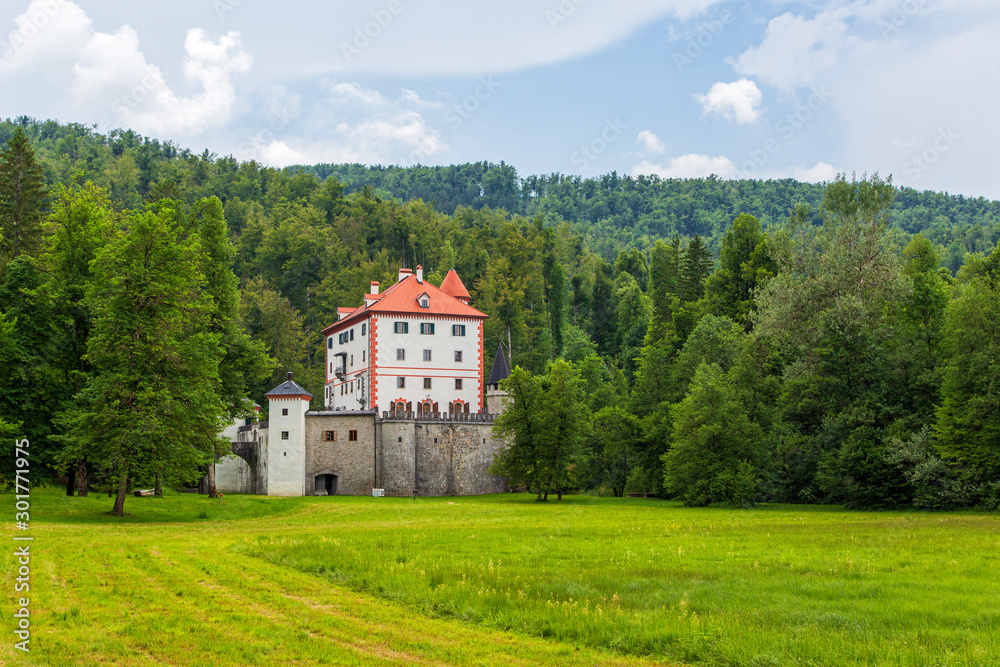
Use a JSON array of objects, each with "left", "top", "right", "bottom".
[{"left": 417, "top": 293, "right": 430, "bottom": 308}]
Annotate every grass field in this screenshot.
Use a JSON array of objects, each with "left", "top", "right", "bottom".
[{"left": 2, "top": 489, "right": 998, "bottom": 666}]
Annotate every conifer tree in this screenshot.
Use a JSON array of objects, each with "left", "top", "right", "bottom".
[{"left": 0, "top": 127, "right": 45, "bottom": 260}]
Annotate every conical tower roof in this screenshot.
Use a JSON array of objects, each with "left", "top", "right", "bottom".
[
  {"left": 439, "top": 268, "right": 471, "bottom": 303},
  {"left": 486, "top": 342, "right": 511, "bottom": 387}
]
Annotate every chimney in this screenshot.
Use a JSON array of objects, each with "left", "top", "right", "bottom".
[
  {"left": 398, "top": 268, "right": 412, "bottom": 282},
  {"left": 370, "top": 280, "right": 379, "bottom": 295},
  {"left": 287, "top": 371, "right": 293, "bottom": 382},
  {"left": 416, "top": 265, "right": 423, "bottom": 283}
]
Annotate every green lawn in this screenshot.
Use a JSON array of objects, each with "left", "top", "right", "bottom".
[{"left": 3, "top": 489, "right": 998, "bottom": 666}]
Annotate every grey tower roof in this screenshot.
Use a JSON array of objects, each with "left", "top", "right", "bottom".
[
  {"left": 264, "top": 371, "right": 313, "bottom": 398},
  {"left": 486, "top": 342, "right": 511, "bottom": 386}
]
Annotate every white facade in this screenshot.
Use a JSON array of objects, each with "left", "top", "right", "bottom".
[
  {"left": 266, "top": 394, "right": 310, "bottom": 496},
  {"left": 373, "top": 315, "right": 483, "bottom": 413},
  {"left": 325, "top": 318, "right": 371, "bottom": 411}
]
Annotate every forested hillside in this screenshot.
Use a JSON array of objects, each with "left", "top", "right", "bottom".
[{"left": 2, "top": 117, "right": 999, "bottom": 511}]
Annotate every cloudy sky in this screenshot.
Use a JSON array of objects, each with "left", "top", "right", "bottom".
[{"left": 1, "top": 0, "right": 996, "bottom": 197}]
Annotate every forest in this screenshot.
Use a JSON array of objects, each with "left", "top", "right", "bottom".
[{"left": 1, "top": 116, "right": 998, "bottom": 511}]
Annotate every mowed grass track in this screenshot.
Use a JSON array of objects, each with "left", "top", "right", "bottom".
[
  {"left": 1, "top": 490, "right": 661, "bottom": 667},
  {"left": 1, "top": 491, "right": 998, "bottom": 666}
]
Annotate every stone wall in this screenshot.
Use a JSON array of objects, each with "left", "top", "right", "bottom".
[
  {"left": 304, "top": 412, "right": 376, "bottom": 496},
  {"left": 376, "top": 419, "right": 416, "bottom": 496},
  {"left": 375, "top": 416, "right": 505, "bottom": 496}
]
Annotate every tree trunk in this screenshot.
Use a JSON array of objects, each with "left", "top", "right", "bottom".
[
  {"left": 154, "top": 472, "right": 163, "bottom": 498},
  {"left": 557, "top": 487, "right": 562, "bottom": 501},
  {"left": 206, "top": 443, "right": 218, "bottom": 499},
  {"left": 112, "top": 472, "right": 128, "bottom": 516},
  {"left": 66, "top": 467, "right": 76, "bottom": 496},
  {"left": 76, "top": 458, "right": 88, "bottom": 497}
]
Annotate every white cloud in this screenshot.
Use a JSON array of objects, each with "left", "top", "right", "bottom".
[
  {"left": 695, "top": 79, "right": 762, "bottom": 124},
  {"left": 636, "top": 130, "right": 666, "bottom": 154},
  {"left": 0, "top": 0, "right": 91, "bottom": 72},
  {"left": 0, "top": 0, "right": 251, "bottom": 136},
  {"left": 246, "top": 82, "right": 447, "bottom": 167},
  {"left": 632, "top": 153, "right": 737, "bottom": 179},
  {"left": 792, "top": 161, "right": 839, "bottom": 183}
]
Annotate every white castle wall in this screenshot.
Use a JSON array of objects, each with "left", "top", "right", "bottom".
[
  {"left": 373, "top": 316, "right": 483, "bottom": 413},
  {"left": 266, "top": 395, "right": 309, "bottom": 496}
]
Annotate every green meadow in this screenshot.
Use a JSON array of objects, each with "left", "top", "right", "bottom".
[{"left": 2, "top": 489, "right": 998, "bottom": 666}]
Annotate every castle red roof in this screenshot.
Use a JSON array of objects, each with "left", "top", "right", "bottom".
[
  {"left": 439, "top": 269, "right": 472, "bottom": 303},
  {"left": 322, "top": 272, "right": 486, "bottom": 335}
]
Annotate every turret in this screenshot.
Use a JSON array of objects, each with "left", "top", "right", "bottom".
[{"left": 264, "top": 371, "right": 313, "bottom": 496}]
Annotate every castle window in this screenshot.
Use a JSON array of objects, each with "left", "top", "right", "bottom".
[
  {"left": 397, "top": 377, "right": 406, "bottom": 388},
  {"left": 394, "top": 321, "right": 408, "bottom": 334},
  {"left": 420, "top": 322, "right": 435, "bottom": 335},
  {"left": 362, "top": 323, "right": 366, "bottom": 335},
  {"left": 452, "top": 324, "right": 466, "bottom": 336},
  {"left": 350, "top": 329, "right": 355, "bottom": 341},
  {"left": 328, "top": 338, "right": 333, "bottom": 349},
  {"left": 423, "top": 349, "right": 432, "bottom": 362},
  {"left": 282, "top": 408, "right": 288, "bottom": 416},
  {"left": 324, "top": 431, "right": 336, "bottom": 441},
  {"left": 397, "top": 349, "right": 405, "bottom": 361},
  {"left": 349, "top": 430, "right": 358, "bottom": 441},
  {"left": 455, "top": 379, "right": 463, "bottom": 390},
  {"left": 363, "top": 350, "right": 366, "bottom": 362},
  {"left": 455, "top": 350, "right": 462, "bottom": 362},
  {"left": 351, "top": 355, "right": 354, "bottom": 366},
  {"left": 281, "top": 431, "right": 289, "bottom": 440},
  {"left": 424, "top": 378, "right": 432, "bottom": 389}
]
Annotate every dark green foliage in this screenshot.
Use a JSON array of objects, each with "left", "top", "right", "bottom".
[
  {"left": 704, "top": 213, "right": 775, "bottom": 329},
  {"left": 0, "top": 127, "right": 46, "bottom": 260},
  {"left": 490, "top": 361, "right": 588, "bottom": 500},
  {"left": 663, "top": 363, "right": 763, "bottom": 506}
]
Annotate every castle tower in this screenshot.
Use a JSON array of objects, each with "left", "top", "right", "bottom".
[
  {"left": 264, "top": 372, "right": 313, "bottom": 496},
  {"left": 485, "top": 342, "right": 511, "bottom": 415}
]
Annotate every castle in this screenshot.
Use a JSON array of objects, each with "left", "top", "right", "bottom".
[{"left": 214, "top": 267, "right": 511, "bottom": 497}]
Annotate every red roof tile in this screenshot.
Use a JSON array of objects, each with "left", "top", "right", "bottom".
[
  {"left": 439, "top": 269, "right": 471, "bottom": 302},
  {"left": 322, "top": 273, "right": 485, "bottom": 335}
]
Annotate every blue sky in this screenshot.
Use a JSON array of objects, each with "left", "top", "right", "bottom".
[{"left": 1, "top": 0, "right": 998, "bottom": 198}]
